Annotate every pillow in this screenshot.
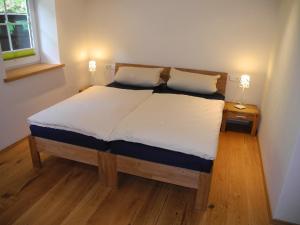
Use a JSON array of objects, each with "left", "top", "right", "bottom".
[
  {"left": 154, "top": 83, "right": 225, "bottom": 100},
  {"left": 114, "top": 67, "right": 163, "bottom": 87},
  {"left": 167, "top": 68, "right": 220, "bottom": 94}
]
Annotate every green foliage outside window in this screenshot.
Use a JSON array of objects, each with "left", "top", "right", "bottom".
[
  {"left": 7, "top": 20, "right": 29, "bottom": 34},
  {"left": 0, "top": 0, "right": 4, "bottom": 12},
  {"left": 0, "top": 0, "right": 27, "bottom": 13}
]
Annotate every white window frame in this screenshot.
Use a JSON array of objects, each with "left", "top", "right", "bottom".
[{"left": 1, "top": 0, "right": 40, "bottom": 69}]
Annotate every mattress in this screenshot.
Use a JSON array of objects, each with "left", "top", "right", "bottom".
[
  {"left": 30, "top": 123, "right": 213, "bottom": 171},
  {"left": 30, "top": 125, "right": 108, "bottom": 151},
  {"left": 109, "top": 93, "right": 225, "bottom": 160},
  {"left": 28, "top": 86, "right": 153, "bottom": 142}
]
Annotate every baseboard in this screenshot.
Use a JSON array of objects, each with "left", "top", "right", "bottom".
[
  {"left": 0, "top": 136, "right": 29, "bottom": 152},
  {"left": 257, "top": 137, "right": 300, "bottom": 225},
  {"left": 272, "top": 219, "right": 300, "bottom": 225},
  {"left": 256, "top": 137, "right": 273, "bottom": 221}
]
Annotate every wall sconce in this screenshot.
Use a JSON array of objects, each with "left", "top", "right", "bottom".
[
  {"left": 235, "top": 74, "right": 251, "bottom": 109},
  {"left": 240, "top": 74, "right": 250, "bottom": 89},
  {"left": 89, "top": 60, "right": 96, "bottom": 72},
  {"left": 88, "top": 60, "right": 96, "bottom": 85}
]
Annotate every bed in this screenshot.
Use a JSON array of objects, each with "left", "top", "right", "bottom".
[{"left": 28, "top": 63, "right": 227, "bottom": 211}]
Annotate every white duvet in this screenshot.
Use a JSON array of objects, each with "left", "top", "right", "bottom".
[
  {"left": 28, "top": 86, "right": 152, "bottom": 141},
  {"left": 109, "top": 94, "right": 224, "bottom": 160}
]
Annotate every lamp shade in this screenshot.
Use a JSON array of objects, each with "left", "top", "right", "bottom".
[
  {"left": 240, "top": 74, "right": 250, "bottom": 89},
  {"left": 89, "top": 60, "right": 96, "bottom": 72}
]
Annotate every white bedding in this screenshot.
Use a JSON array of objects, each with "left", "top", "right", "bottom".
[
  {"left": 28, "top": 86, "right": 152, "bottom": 141},
  {"left": 110, "top": 94, "right": 224, "bottom": 160}
]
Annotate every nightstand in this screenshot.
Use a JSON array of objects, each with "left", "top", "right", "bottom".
[
  {"left": 221, "top": 102, "right": 260, "bottom": 136},
  {"left": 79, "top": 85, "right": 92, "bottom": 93}
]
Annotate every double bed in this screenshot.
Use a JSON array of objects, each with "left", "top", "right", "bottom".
[{"left": 28, "top": 63, "right": 227, "bottom": 211}]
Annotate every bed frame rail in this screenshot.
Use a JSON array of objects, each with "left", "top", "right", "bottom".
[{"left": 29, "top": 136, "right": 212, "bottom": 211}]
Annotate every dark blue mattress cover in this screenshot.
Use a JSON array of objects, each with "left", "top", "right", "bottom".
[
  {"left": 110, "top": 141, "right": 213, "bottom": 173},
  {"left": 154, "top": 84, "right": 225, "bottom": 100},
  {"left": 107, "top": 81, "right": 163, "bottom": 91},
  {"left": 30, "top": 125, "right": 109, "bottom": 151},
  {"left": 30, "top": 124, "right": 213, "bottom": 172}
]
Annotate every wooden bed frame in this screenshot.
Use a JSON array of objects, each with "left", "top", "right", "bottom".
[{"left": 29, "top": 63, "right": 228, "bottom": 211}]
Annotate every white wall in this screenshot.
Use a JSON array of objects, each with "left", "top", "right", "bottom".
[
  {"left": 55, "top": 0, "right": 90, "bottom": 90},
  {"left": 35, "top": 0, "right": 60, "bottom": 64},
  {"left": 0, "top": 0, "right": 89, "bottom": 150},
  {"left": 86, "top": 0, "right": 281, "bottom": 106},
  {"left": 259, "top": 0, "right": 300, "bottom": 223},
  {"left": 275, "top": 134, "right": 300, "bottom": 223}
]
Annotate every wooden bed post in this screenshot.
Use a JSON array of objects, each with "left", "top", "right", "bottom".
[
  {"left": 28, "top": 136, "right": 42, "bottom": 169},
  {"left": 194, "top": 172, "right": 212, "bottom": 211},
  {"left": 97, "top": 152, "right": 118, "bottom": 188}
]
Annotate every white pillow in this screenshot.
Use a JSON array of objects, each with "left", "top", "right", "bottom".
[
  {"left": 114, "top": 67, "right": 163, "bottom": 87},
  {"left": 167, "top": 68, "right": 220, "bottom": 94}
]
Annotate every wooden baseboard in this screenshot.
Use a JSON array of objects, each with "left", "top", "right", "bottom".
[
  {"left": 272, "top": 219, "right": 300, "bottom": 225},
  {"left": 0, "top": 136, "right": 29, "bottom": 152},
  {"left": 256, "top": 138, "right": 273, "bottom": 219},
  {"left": 257, "top": 138, "right": 299, "bottom": 225}
]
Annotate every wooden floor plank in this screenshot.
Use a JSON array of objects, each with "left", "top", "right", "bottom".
[
  {"left": 60, "top": 182, "right": 111, "bottom": 225},
  {"left": 11, "top": 165, "right": 97, "bottom": 225},
  {"left": 132, "top": 183, "right": 172, "bottom": 225},
  {"left": 0, "top": 140, "right": 33, "bottom": 203},
  {"left": 154, "top": 185, "right": 194, "bottom": 225},
  {"left": 0, "top": 132, "right": 271, "bottom": 225},
  {"left": 86, "top": 175, "right": 156, "bottom": 225},
  {"left": 244, "top": 135, "right": 270, "bottom": 225},
  {"left": 201, "top": 132, "right": 269, "bottom": 225},
  {"left": 0, "top": 140, "right": 76, "bottom": 225},
  {"left": 0, "top": 157, "right": 72, "bottom": 225}
]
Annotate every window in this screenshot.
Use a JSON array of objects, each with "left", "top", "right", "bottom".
[{"left": 0, "top": 0, "right": 39, "bottom": 66}]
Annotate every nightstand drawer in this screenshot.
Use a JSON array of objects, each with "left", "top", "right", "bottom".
[
  {"left": 222, "top": 102, "right": 260, "bottom": 136},
  {"left": 226, "top": 112, "right": 254, "bottom": 121}
]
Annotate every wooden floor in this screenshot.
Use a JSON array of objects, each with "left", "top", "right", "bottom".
[{"left": 0, "top": 132, "right": 271, "bottom": 225}]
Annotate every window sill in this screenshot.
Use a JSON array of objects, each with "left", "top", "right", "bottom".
[{"left": 3, "top": 63, "right": 65, "bottom": 83}]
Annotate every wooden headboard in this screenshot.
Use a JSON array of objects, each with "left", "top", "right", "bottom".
[{"left": 115, "top": 63, "right": 228, "bottom": 95}]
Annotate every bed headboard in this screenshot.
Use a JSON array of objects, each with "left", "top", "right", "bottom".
[{"left": 115, "top": 63, "right": 228, "bottom": 95}]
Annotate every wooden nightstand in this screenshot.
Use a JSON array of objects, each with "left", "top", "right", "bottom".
[{"left": 221, "top": 102, "right": 260, "bottom": 136}]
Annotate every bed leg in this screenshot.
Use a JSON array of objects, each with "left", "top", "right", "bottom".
[
  {"left": 98, "top": 152, "right": 118, "bottom": 188},
  {"left": 28, "top": 136, "right": 42, "bottom": 169},
  {"left": 194, "top": 172, "right": 212, "bottom": 211}
]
